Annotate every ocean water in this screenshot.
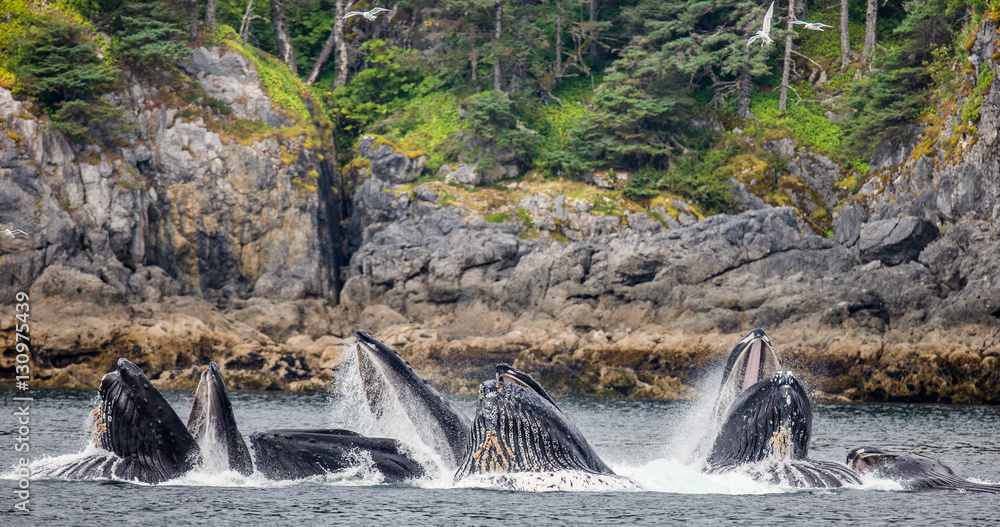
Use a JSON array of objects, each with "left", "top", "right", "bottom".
[{"left": 3, "top": 375, "right": 1000, "bottom": 525}]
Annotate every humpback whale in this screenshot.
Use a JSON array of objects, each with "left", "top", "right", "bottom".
[
  {"left": 707, "top": 371, "right": 860, "bottom": 487},
  {"left": 704, "top": 329, "right": 858, "bottom": 487},
  {"left": 454, "top": 364, "right": 637, "bottom": 490},
  {"left": 35, "top": 359, "right": 201, "bottom": 484},
  {"left": 248, "top": 331, "right": 467, "bottom": 483},
  {"left": 354, "top": 330, "right": 471, "bottom": 468},
  {"left": 250, "top": 429, "right": 424, "bottom": 482},
  {"left": 713, "top": 328, "right": 782, "bottom": 423},
  {"left": 34, "top": 359, "right": 253, "bottom": 484},
  {"left": 187, "top": 362, "right": 254, "bottom": 476},
  {"left": 847, "top": 447, "right": 1000, "bottom": 493}
]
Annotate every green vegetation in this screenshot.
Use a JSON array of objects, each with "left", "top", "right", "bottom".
[
  {"left": 484, "top": 212, "right": 510, "bottom": 223},
  {"left": 962, "top": 68, "right": 994, "bottom": 124},
  {"left": 517, "top": 208, "right": 534, "bottom": 229},
  {"left": 107, "top": 0, "right": 190, "bottom": 69},
  {"left": 2, "top": 0, "right": 995, "bottom": 226},
  {"left": 245, "top": 45, "right": 312, "bottom": 124},
  {"left": 9, "top": 12, "right": 122, "bottom": 143}
]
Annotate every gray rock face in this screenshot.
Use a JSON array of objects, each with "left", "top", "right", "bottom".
[
  {"left": 357, "top": 136, "right": 427, "bottom": 184},
  {"left": 833, "top": 202, "right": 865, "bottom": 247},
  {"left": 731, "top": 179, "right": 770, "bottom": 211},
  {"left": 857, "top": 216, "right": 939, "bottom": 266},
  {"left": 343, "top": 205, "right": 854, "bottom": 331},
  {"left": 182, "top": 47, "right": 285, "bottom": 126},
  {"left": 0, "top": 46, "right": 335, "bottom": 304}
]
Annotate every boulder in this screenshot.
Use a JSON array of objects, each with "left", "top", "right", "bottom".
[
  {"left": 358, "top": 136, "right": 427, "bottom": 184},
  {"left": 441, "top": 163, "right": 480, "bottom": 187},
  {"left": 857, "top": 216, "right": 939, "bottom": 266}
]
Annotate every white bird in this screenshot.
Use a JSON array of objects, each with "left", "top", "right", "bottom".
[
  {"left": 343, "top": 7, "right": 390, "bottom": 21},
  {"left": 792, "top": 20, "right": 834, "bottom": 31},
  {"left": 4, "top": 228, "right": 28, "bottom": 238},
  {"left": 747, "top": 2, "right": 775, "bottom": 47}
]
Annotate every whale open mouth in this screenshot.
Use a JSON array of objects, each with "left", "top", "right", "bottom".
[
  {"left": 187, "top": 362, "right": 253, "bottom": 476},
  {"left": 846, "top": 447, "right": 899, "bottom": 473},
  {"left": 708, "top": 371, "right": 813, "bottom": 467},
  {"left": 714, "top": 329, "right": 782, "bottom": 420},
  {"left": 741, "top": 339, "right": 763, "bottom": 390},
  {"left": 454, "top": 376, "right": 614, "bottom": 482},
  {"left": 495, "top": 363, "right": 559, "bottom": 409},
  {"left": 353, "top": 330, "right": 471, "bottom": 468}
]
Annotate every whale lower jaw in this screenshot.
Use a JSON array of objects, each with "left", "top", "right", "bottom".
[{"left": 456, "top": 471, "right": 640, "bottom": 492}]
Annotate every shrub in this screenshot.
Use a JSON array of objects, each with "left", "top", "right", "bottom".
[{"left": 10, "top": 12, "right": 123, "bottom": 143}]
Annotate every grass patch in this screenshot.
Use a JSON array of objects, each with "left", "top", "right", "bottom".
[
  {"left": 744, "top": 87, "right": 846, "bottom": 159},
  {"left": 517, "top": 208, "right": 534, "bottom": 228},
  {"left": 381, "top": 92, "right": 462, "bottom": 173},
  {"left": 484, "top": 212, "right": 510, "bottom": 223}
]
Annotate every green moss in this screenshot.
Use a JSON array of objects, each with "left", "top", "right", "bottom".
[
  {"left": 386, "top": 92, "right": 461, "bottom": 173},
  {"left": 591, "top": 194, "right": 620, "bottom": 215},
  {"left": 211, "top": 24, "right": 323, "bottom": 128},
  {"left": 833, "top": 175, "right": 859, "bottom": 192},
  {"left": 484, "top": 212, "right": 510, "bottom": 223},
  {"left": 206, "top": 118, "right": 273, "bottom": 144},
  {"left": 437, "top": 189, "right": 459, "bottom": 206},
  {"left": 962, "top": 68, "right": 994, "bottom": 125},
  {"left": 245, "top": 47, "right": 310, "bottom": 124}
]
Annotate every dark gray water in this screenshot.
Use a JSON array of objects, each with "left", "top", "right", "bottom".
[{"left": 3, "top": 385, "right": 1000, "bottom": 525}]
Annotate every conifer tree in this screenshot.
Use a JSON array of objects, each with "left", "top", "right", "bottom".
[
  {"left": 113, "top": 0, "right": 191, "bottom": 68},
  {"left": 11, "top": 13, "right": 122, "bottom": 142},
  {"left": 643, "top": 0, "right": 778, "bottom": 118}
]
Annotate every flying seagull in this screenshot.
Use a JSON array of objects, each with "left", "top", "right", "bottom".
[
  {"left": 747, "top": 2, "right": 775, "bottom": 47},
  {"left": 343, "top": 7, "right": 390, "bottom": 21},
  {"left": 792, "top": 20, "right": 834, "bottom": 31},
  {"left": 4, "top": 228, "right": 28, "bottom": 238}
]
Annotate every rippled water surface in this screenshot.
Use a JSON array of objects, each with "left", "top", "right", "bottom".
[{"left": 3, "top": 384, "right": 1000, "bottom": 525}]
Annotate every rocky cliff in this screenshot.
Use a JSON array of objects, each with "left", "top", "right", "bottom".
[
  {"left": 1, "top": 45, "right": 343, "bottom": 389},
  {"left": 3, "top": 24, "right": 1000, "bottom": 403}
]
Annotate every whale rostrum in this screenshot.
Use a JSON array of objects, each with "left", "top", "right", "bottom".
[{"left": 355, "top": 329, "right": 471, "bottom": 468}]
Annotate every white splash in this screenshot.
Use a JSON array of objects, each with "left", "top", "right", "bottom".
[{"left": 329, "top": 343, "right": 452, "bottom": 481}]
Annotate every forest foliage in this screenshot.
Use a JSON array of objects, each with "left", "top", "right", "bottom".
[{"left": 1, "top": 0, "right": 996, "bottom": 214}]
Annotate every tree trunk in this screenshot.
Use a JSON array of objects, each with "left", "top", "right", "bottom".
[
  {"left": 239, "top": 0, "right": 254, "bottom": 45},
  {"left": 555, "top": 0, "right": 562, "bottom": 77},
  {"left": 189, "top": 0, "right": 198, "bottom": 39},
  {"left": 738, "top": 47, "right": 752, "bottom": 120},
  {"left": 862, "top": 0, "right": 877, "bottom": 63},
  {"left": 471, "top": 49, "right": 479, "bottom": 82},
  {"left": 589, "top": 0, "right": 598, "bottom": 57},
  {"left": 307, "top": 28, "right": 337, "bottom": 85},
  {"left": 271, "top": 0, "right": 297, "bottom": 71},
  {"left": 334, "top": 0, "right": 348, "bottom": 88},
  {"left": 205, "top": 0, "right": 216, "bottom": 27},
  {"left": 840, "top": 0, "right": 850, "bottom": 70},
  {"left": 494, "top": 3, "right": 502, "bottom": 92},
  {"left": 779, "top": 0, "right": 795, "bottom": 111}
]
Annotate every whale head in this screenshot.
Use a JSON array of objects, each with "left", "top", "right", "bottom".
[
  {"left": 186, "top": 362, "right": 253, "bottom": 476},
  {"left": 454, "top": 365, "right": 612, "bottom": 483},
  {"left": 708, "top": 371, "right": 812, "bottom": 467},
  {"left": 354, "top": 330, "right": 470, "bottom": 468},
  {"left": 713, "top": 328, "right": 782, "bottom": 422},
  {"left": 93, "top": 358, "right": 201, "bottom": 483}
]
